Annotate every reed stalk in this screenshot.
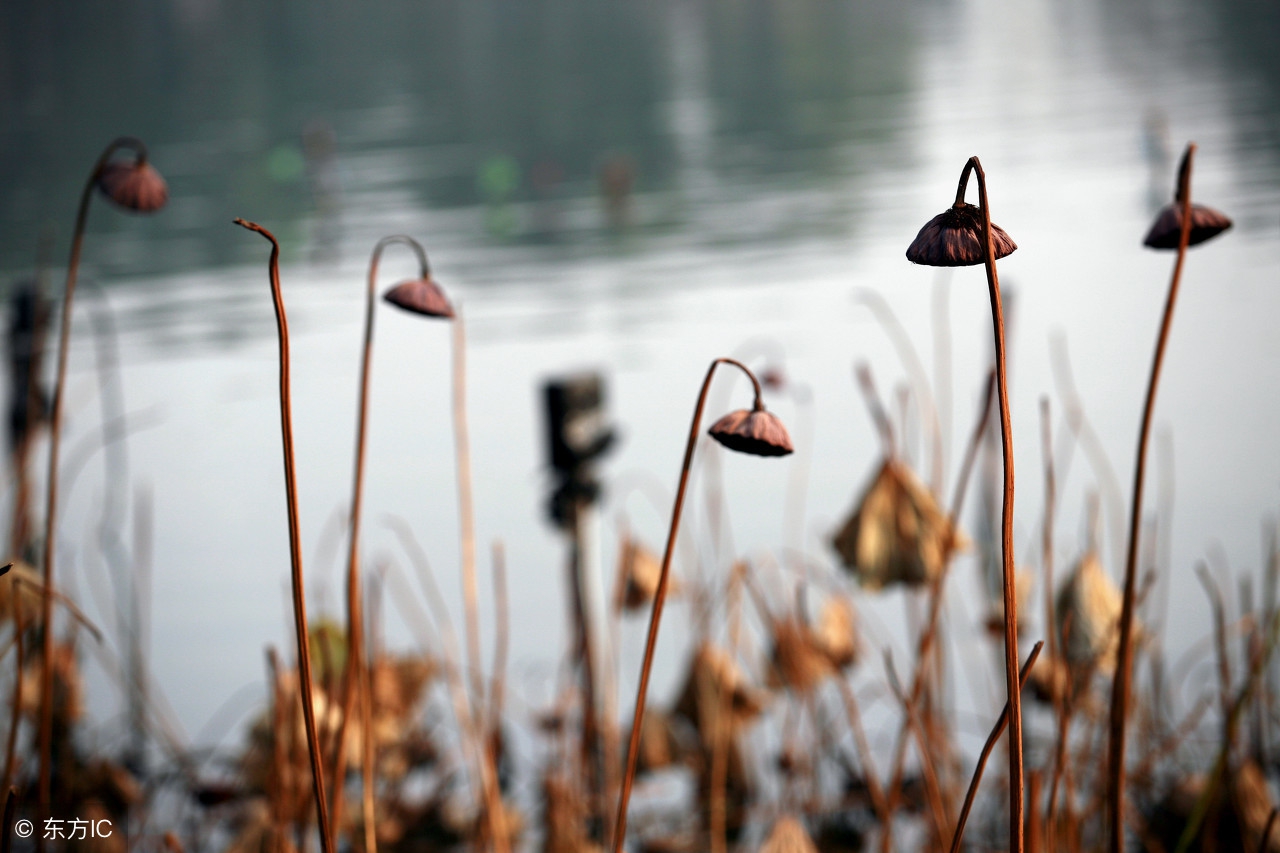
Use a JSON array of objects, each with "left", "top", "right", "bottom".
[
  {"left": 233, "top": 219, "right": 334, "bottom": 853},
  {"left": 1106, "top": 144, "right": 1197, "bottom": 852}
]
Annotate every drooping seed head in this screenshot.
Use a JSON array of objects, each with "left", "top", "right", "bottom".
[
  {"left": 382, "top": 277, "right": 455, "bottom": 319},
  {"left": 1142, "top": 203, "right": 1232, "bottom": 249},
  {"left": 906, "top": 202, "right": 1017, "bottom": 267},
  {"left": 707, "top": 406, "right": 793, "bottom": 457},
  {"left": 97, "top": 158, "right": 168, "bottom": 213}
]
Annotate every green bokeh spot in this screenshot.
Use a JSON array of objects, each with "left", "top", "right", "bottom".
[{"left": 267, "top": 144, "right": 306, "bottom": 184}]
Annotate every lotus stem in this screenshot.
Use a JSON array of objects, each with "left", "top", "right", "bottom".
[
  {"left": 330, "top": 234, "right": 426, "bottom": 843},
  {"left": 1107, "top": 143, "right": 1197, "bottom": 852},
  {"left": 963, "top": 155, "right": 1025, "bottom": 853},
  {"left": 233, "top": 218, "right": 334, "bottom": 853},
  {"left": 38, "top": 136, "right": 148, "bottom": 815},
  {"left": 611, "top": 357, "right": 766, "bottom": 853}
]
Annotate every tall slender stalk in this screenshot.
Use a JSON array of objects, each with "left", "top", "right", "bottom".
[
  {"left": 330, "top": 235, "right": 432, "bottom": 844},
  {"left": 1106, "top": 144, "right": 1197, "bottom": 852},
  {"left": 970, "top": 157, "right": 1024, "bottom": 853},
  {"left": 906, "top": 156, "right": 1021, "bottom": 851},
  {"left": 38, "top": 137, "right": 163, "bottom": 816},
  {"left": 233, "top": 219, "right": 334, "bottom": 853},
  {"left": 611, "top": 358, "right": 789, "bottom": 853}
]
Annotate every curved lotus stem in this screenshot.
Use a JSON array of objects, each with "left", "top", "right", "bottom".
[
  {"left": 1106, "top": 143, "right": 1198, "bottom": 852},
  {"left": 611, "top": 357, "right": 789, "bottom": 853},
  {"left": 329, "top": 235, "right": 430, "bottom": 845},
  {"left": 38, "top": 136, "right": 156, "bottom": 814},
  {"left": 233, "top": 218, "right": 334, "bottom": 853},
  {"left": 960, "top": 155, "right": 1025, "bottom": 853}
]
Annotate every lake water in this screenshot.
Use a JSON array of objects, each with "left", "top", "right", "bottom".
[{"left": 3, "top": 0, "right": 1279, "bottom": 799}]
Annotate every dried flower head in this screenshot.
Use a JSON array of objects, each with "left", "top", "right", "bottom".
[
  {"left": 1026, "top": 654, "right": 1072, "bottom": 706},
  {"left": 1055, "top": 552, "right": 1124, "bottom": 673},
  {"left": 382, "top": 277, "right": 455, "bottom": 319},
  {"left": 760, "top": 816, "right": 819, "bottom": 853},
  {"left": 97, "top": 158, "right": 168, "bottom": 213},
  {"left": 1142, "top": 203, "right": 1232, "bottom": 249},
  {"left": 812, "top": 597, "right": 861, "bottom": 670},
  {"left": 767, "top": 619, "right": 837, "bottom": 694},
  {"left": 831, "top": 458, "right": 965, "bottom": 590},
  {"left": 906, "top": 202, "right": 1017, "bottom": 267},
  {"left": 673, "top": 643, "right": 767, "bottom": 740},
  {"left": 983, "top": 566, "right": 1035, "bottom": 637},
  {"left": 707, "top": 406, "right": 793, "bottom": 457},
  {"left": 635, "top": 708, "right": 685, "bottom": 775},
  {"left": 613, "top": 534, "right": 668, "bottom": 612}
]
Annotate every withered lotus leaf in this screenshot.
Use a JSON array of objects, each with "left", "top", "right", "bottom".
[
  {"left": 613, "top": 534, "right": 666, "bottom": 612},
  {"left": 1055, "top": 552, "right": 1125, "bottom": 673},
  {"left": 767, "top": 620, "right": 837, "bottom": 694},
  {"left": 831, "top": 458, "right": 964, "bottom": 590}
]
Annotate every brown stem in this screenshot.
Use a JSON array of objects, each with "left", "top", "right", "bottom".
[
  {"left": 449, "top": 316, "right": 509, "bottom": 853},
  {"left": 233, "top": 218, "right": 334, "bottom": 853},
  {"left": 3, "top": 595, "right": 25, "bottom": 794},
  {"left": 1261, "top": 807, "right": 1278, "bottom": 853},
  {"left": 2, "top": 786, "right": 17, "bottom": 853},
  {"left": 949, "top": 641, "right": 1042, "bottom": 853},
  {"left": 331, "top": 234, "right": 427, "bottom": 842},
  {"left": 969, "top": 155, "right": 1024, "bottom": 853},
  {"left": 38, "top": 136, "right": 146, "bottom": 818},
  {"left": 834, "top": 677, "right": 890, "bottom": 824},
  {"left": 854, "top": 363, "right": 895, "bottom": 458},
  {"left": 1107, "top": 142, "right": 1197, "bottom": 853},
  {"left": 885, "top": 655, "right": 949, "bottom": 843},
  {"left": 611, "top": 356, "right": 763, "bottom": 853}
]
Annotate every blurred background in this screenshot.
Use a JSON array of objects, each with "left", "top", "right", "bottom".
[{"left": 1, "top": 0, "right": 1279, "bottom": 806}]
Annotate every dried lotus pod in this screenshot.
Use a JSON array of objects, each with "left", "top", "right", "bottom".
[
  {"left": 97, "top": 157, "right": 168, "bottom": 212},
  {"left": 1143, "top": 202, "right": 1232, "bottom": 249},
  {"left": 767, "top": 619, "right": 837, "bottom": 694},
  {"left": 707, "top": 406, "right": 793, "bottom": 457},
  {"left": 613, "top": 534, "right": 667, "bottom": 612},
  {"left": 760, "top": 816, "right": 818, "bottom": 853},
  {"left": 906, "top": 202, "right": 1016, "bottom": 267},
  {"left": 1055, "top": 552, "right": 1125, "bottom": 673},
  {"left": 831, "top": 458, "right": 965, "bottom": 590},
  {"left": 382, "top": 276, "right": 455, "bottom": 318}
]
